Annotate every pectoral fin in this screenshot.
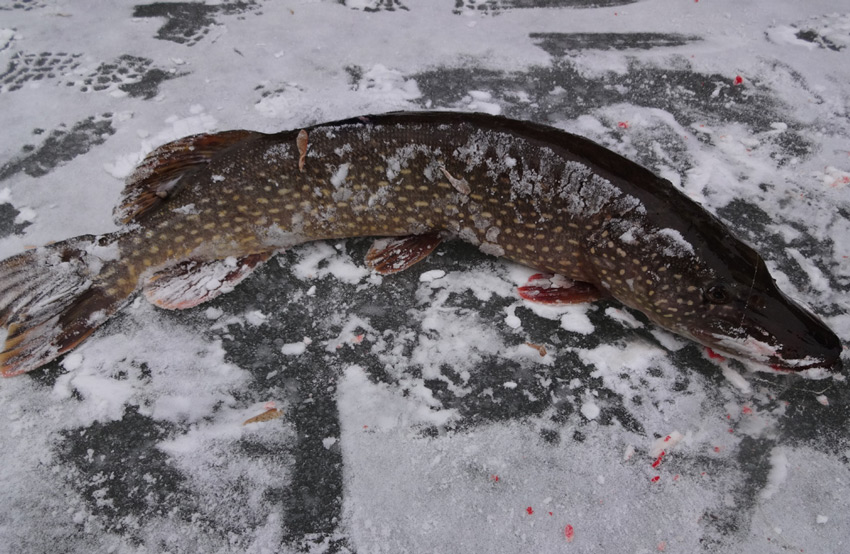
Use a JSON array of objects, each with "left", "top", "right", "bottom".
[
  {"left": 143, "top": 253, "right": 272, "bottom": 310},
  {"left": 365, "top": 232, "right": 443, "bottom": 275},
  {"left": 517, "top": 273, "right": 602, "bottom": 305}
]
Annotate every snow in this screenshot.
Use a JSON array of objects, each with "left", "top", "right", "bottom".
[
  {"left": 1, "top": 1, "right": 849, "bottom": 553},
  {"left": 579, "top": 400, "right": 600, "bottom": 420},
  {"left": 281, "top": 340, "right": 308, "bottom": 356}
]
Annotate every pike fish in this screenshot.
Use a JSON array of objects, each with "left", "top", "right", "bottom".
[{"left": 0, "top": 112, "right": 842, "bottom": 376}]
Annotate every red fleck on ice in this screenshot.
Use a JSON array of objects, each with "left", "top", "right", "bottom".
[
  {"left": 706, "top": 347, "right": 726, "bottom": 361},
  {"left": 742, "top": 406, "right": 753, "bottom": 415},
  {"left": 658, "top": 541, "right": 667, "bottom": 551},
  {"left": 351, "top": 334, "right": 364, "bottom": 344},
  {"left": 652, "top": 451, "right": 666, "bottom": 468},
  {"left": 618, "top": 121, "right": 629, "bottom": 129},
  {"left": 362, "top": 425, "right": 369, "bottom": 429},
  {"left": 728, "top": 428, "right": 734, "bottom": 433},
  {"left": 549, "top": 511, "right": 553, "bottom": 516},
  {"left": 564, "top": 524, "right": 575, "bottom": 542},
  {"left": 734, "top": 75, "right": 743, "bottom": 85},
  {"left": 673, "top": 474, "right": 681, "bottom": 481},
  {"left": 651, "top": 475, "right": 661, "bottom": 483},
  {"left": 490, "top": 474, "right": 500, "bottom": 482},
  {"left": 714, "top": 446, "right": 721, "bottom": 453},
  {"left": 526, "top": 506, "right": 534, "bottom": 515}
]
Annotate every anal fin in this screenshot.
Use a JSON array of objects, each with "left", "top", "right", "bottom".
[
  {"left": 365, "top": 232, "right": 443, "bottom": 275},
  {"left": 517, "top": 273, "right": 602, "bottom": 305},
  {"left": 143, "top": 253, "right": 271, "bottom": 310}
]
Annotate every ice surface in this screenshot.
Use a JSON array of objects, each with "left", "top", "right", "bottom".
[{"left": 0, "top": 1, "right": 849, "bottom": 553}]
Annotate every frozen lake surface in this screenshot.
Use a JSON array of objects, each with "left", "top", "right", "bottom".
[{"left": 0, "top": 1, "right": 848, "bottom": 552}]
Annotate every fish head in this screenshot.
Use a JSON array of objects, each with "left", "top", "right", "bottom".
[
  {"left": 679, "top": 254, "right": 843, "bottom": 374},
  {"left": 588, "top": 218, "right": 843, "bottom": 374}
]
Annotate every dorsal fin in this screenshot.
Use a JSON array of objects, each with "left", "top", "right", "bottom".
[{"left": 114, "top": 130, "right": 262, "bottom": 225}]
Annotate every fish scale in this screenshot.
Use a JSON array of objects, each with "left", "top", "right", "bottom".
[{"left": 0, "top": 111, "right": 842, "bottom": 377}]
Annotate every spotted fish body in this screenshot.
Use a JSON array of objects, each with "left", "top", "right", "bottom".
[{"left": 0, "top": 112, "right": 842, "bottom": 376}]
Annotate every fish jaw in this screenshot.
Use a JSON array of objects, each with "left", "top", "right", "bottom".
[{"left": 686, "top": 290, "right": 843, "bottom": 375}]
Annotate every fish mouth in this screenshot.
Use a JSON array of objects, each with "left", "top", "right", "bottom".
[
  {"left": 686, "top": 328, "right": 843, "bottom": 375},
  {"left": 687, "top": 299, "right": 844, "bottom": 375}
]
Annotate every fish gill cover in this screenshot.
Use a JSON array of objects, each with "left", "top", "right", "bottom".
[{"left": 0, "top": 1, "right": 849, "bottom": 553}]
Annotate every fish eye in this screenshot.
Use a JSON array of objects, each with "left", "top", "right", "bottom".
[{"left": 704, "top": 283, "right": 731, "bottom": 304}]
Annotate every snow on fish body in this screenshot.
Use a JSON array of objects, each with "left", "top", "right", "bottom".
[{"left": 0, "top": 112, "right": 842, "bottom": 376}]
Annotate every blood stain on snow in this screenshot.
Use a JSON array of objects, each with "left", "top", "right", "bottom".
[
  {"left": 564, "top": 524, "right": 575, "bottom": 542},
  {"left": 490, "top": 474, "right": 500, "bottom": 482},
  {"left": 618, "top": 121, "right": 629, "bottom": 129},
  {"left": 526, "top": 506, "right": 534, "bottom": 515},
  {"left": 652, "top": 451, "right": 666, "bottom": 468},
  {"left": 651, "top": 476, "right": 661, "bottom": 483},
  {"left": 734, "top": 75, "right": 743, "bottom": 85},
  {"left": 742, "top": 406, "right": 753, "bottom": 415}
]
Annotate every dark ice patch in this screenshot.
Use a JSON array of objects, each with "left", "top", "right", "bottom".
[
  {"left": 530, "top": 32, "right": 700, "bottom": 55},
  {"left": 133, "top": 1, "right": 261, "bottom": 46},
  {"left": 716, "top": 198, "right": 842, "bottom": 297},
  {"left": 206, "top": 261, "right": 352, "bottom": 550},
  {"left": 338, "top": 0, "right": 408, "bottom": 11},
  {"left": 0, "top": 203, "right": 31, "bottom": 237},
  {"left": 58, "top": 406, "right": 185, "bottom": 534},
  {"left": 777, "top": 384, "right": 850, "bottom": 455},
  {"left": 0, "top": 114, "right": 115, "bottom": 182},
  {"left": 795, "top": 28, "right": 844, "bottom": 51},
  {"left": 454, "top": 0, "right": 637, "bottom": 15},
  {"left": 410, "top": 60, "right": 812, "bottom": 168}
]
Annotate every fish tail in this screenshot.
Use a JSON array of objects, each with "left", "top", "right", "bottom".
[{"left": 0, "top": 233, "right": 135, "bottom": 376}]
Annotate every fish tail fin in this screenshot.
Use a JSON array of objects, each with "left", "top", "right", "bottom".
[{"left": 0, "top": 233, "right": 134, "bottom": 376}]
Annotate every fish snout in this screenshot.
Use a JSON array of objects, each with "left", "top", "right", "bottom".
[
  {"left": 689, "top": 289, "right": 843, "bottom": 373},
  {"left": 748, "top": 290, "right": 842, "bottom": 372}
]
